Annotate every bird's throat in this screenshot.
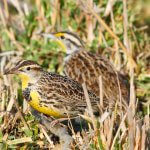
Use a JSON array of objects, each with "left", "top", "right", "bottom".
[{"left": 19, "top": 74, "right": 30, "bottom": 90}]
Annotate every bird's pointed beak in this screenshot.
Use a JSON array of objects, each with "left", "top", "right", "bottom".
[
  {"left": 40, "top": 33, "right": 66, "bottom": 53},
  {"left": 4, "top": 67, "right": 18, "bottom": 75}
]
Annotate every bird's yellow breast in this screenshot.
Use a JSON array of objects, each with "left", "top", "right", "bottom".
[
  {"left": 19, "top": 73, "right": 64, "bottom": 118},
  {"left": 29, "top": 91, "right": 64, "bottom": 118}
]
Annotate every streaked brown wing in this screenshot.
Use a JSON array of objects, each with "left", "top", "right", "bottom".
[
  {"left": 37, "top": 72, "right": 100, "bottom": 116},
  {"left": 64, "top": 49, "right": 129, "bottom": 108}
]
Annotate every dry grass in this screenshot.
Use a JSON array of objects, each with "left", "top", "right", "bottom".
[{"left": 0, "top": 0, "right": 149, "bottom": 149}]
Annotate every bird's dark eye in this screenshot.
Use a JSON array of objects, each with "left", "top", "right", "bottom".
[
  {"left": 26, "top": 67, "right": 31, "bottom": 71},
  {"left": 60, "top": 36, "right": 65, "bottom": 39}
]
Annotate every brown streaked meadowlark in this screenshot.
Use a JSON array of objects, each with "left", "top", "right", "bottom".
[
  {"left": 42, "top": 31, "right": 130, "bottom": 110},
  {"left": 4, "top": 60, "right": 100, "bottom": 118}
]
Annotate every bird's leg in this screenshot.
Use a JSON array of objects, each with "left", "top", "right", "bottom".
[{"left": 50, "top": 118, "right": 69, "bottom": 127}]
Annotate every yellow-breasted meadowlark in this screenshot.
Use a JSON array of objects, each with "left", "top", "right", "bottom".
[
  {"left": 42, "top": 31, "right": 129, "bottom": 110},
  {"left": 4, "top": 60, "right": 100, "bottom": 118}
]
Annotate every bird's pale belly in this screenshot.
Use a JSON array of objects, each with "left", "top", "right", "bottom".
[{"left": 29, "top": 90, "right": 65, "bottom": 118}]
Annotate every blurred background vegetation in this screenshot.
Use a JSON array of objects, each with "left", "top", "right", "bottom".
[{"left": 0, "top": 0, "right": 149, "bottom": 149}]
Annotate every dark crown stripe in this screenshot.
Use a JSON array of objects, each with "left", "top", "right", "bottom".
[
  {"left": 16, "top": 60, "right": 39, "bottom": 69},
  {"left": 54, "top": 31, "right": 85, "bottom": 47},
  {"left": 62, "top": 31, "right": 84, "bottom": 46},
  {"left": 67, "top": 38, "right": 82, "bottom": 48}
]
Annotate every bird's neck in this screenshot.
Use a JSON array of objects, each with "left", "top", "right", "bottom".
[{"left": 65, "top": 46, "right": 81, "bottom": 62}]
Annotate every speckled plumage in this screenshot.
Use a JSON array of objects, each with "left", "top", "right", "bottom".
[
  {"left": 46, "top": 31, "right": 130, "bottom": 110},
  {"left": 5, "top": 60, "right": 100, "bottom": 118},
  {"left": 34, "top": 71, "right": 100, "bottom": 117},
  {"left": 64, "top": 49, "right": 129, "bottom": 109}
]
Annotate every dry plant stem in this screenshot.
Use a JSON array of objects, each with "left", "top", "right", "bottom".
[
  {"left": 123, "top": 1, "right": 136, "bottom": 147},
  {"left": 107, "top": 113, "right": 115, "bottom": 149},
  {"left": 141, "top": 124, "right": 146, "bottom": 150},
  {"left": 98, "top": 27, "right": 108, "bottom": 48},
  {"left": 129, "top": 68, "right": 136, "bottom": 114},
  {"left": 86, "top": 0, "right": 94, "bottom": 42},
  {"left": 134, "top": 125, "right": 140, "bottom": 150},
  {"left": 130, "top": 28, "right": 141, "bottom": 53},
  {"left": 23, "top": 99, "right": 28, "bottom": 113},
  {"left": 129, "top": 70, "right": 136, "bottom": 150},
  {"left": 116, "top": 72, "right": 123, "bottom": 112},
  {"left": 98, "top": 76, "right": 103, "bottom": 108},
  {"left": 3, "top": 0, "right": 9, "bottom": 18},
  {"left": 6, "top": 137, "right": 32, "bottom": 145},
  {"left": 51, "top": 0, "right": 60, "bottom": 28},
  {"left": 110, "top": 10, "right": 121, "bottom": 70},
  {"left": 136, "top": 25, "right": 148, "bottom": 31},
  {"left": 146, "top": 106, "right": 150, "bottom": 128},
  {"left": 1, "top": 94, "right": 5, "bottom": 111},
  {"left": 37, "top": 0, "right": 49, "bottom": 29},
  {"left": 123, "top": 0, "right": 129, "bottom": 51},
  {"left": 14, "top": 99, "right": 29, "bottom": 129},
  {"left": 110, "top": 113, "right": 127, "bottom": 149},
  {"left": 24, "top": 3, "right": 30, "bottom": 16},
  {"left": 35, "top": 0, "right": 45, "bottom": 28},
  {"left": 1, "top": 58, "right": 6, "bottom": 111},
  {"left": 123, "top": 0, "right": 136, "bottom": 113},
  {"left": 6, "top": 96, "right": 14, "bottom": 112},
  {"left": 0, "top": 4, "right": 6, "bottom": 26},
  {"left": 38, "top": 124, "right": 52, "bottom": 145},
  {"left": 80, "top": 0, "right": 136, "bottom": 68},
  {"left": 82, "top": 83, "right": 96, "bottom": 130},
  {"left": 66, "top": 117, "right": 76, "bottom": 140},
  {"left": 104, "top": 0, "right": 116, "bottom": 17},
  {"left": 144, "top": 114, "right": 149, "bottom": 150},
  {"left": 1, "top": 61, "right": 9, "bottom": 115},
  {"left": 127, "top": 107, "right": 135, "bottom": 150}
]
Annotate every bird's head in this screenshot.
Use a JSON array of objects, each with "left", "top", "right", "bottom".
[
  {"left": 4, "top": 60, "right": 43, "bottom": 89},
  {"left": 42, "top": 31, "right": 84, "bottom": 55}
]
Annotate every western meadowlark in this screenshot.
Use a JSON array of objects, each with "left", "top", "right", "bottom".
[
  {"left": 4, "top": 60, "right": 100, "bottom": 118},
  {"left": 42, "top": 31, "right": 129, "bottom": 110}
]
